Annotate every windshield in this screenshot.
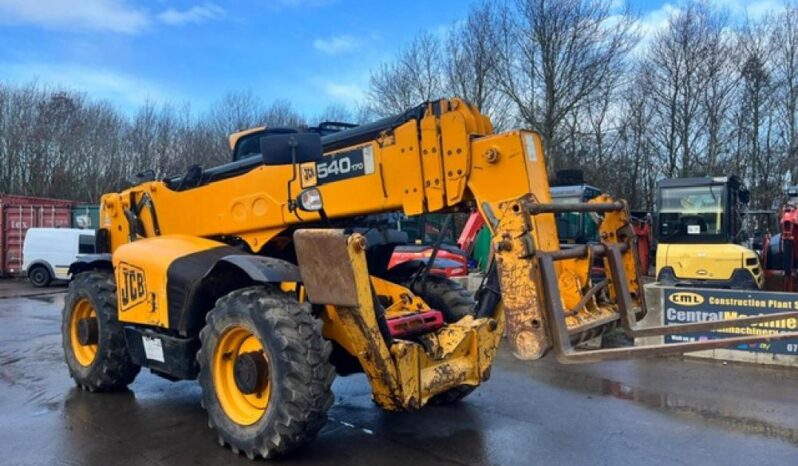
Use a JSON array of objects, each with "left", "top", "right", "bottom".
[
  {"left": 234, "top": 134, "right": 261, "bottom": 160},
  {"left": 658, "top": 184, "right": 726, "bottom": 242},
  {"left": 398, "top": 213, "right": 464, "bottom": 246},
  {"left": 552, "top": 195, "right": 599, "bottom": 242}
]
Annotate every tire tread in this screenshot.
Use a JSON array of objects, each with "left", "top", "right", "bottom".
[
  {"left": 197, "top": 286, "right": 335, "bottom": 460},
  {"left": 63, "top": 270, "right": 140, "bottom": 391}
]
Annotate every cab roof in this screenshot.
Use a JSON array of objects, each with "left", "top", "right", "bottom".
[
  {"left": 228, "top": 126, "right": 266, "bottom": 151},
  {"left": 657, "top": 176, "right": 741, "bottom": 189},
  {"left": 550, "top": 184, "right": 601, "bottom": 198}
]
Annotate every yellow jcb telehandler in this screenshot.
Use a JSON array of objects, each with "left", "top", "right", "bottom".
[{"left": 62, "top": 98, "right": 798, "bottom": 459}]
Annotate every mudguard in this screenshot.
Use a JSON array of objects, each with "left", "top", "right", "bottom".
[
  {"left": 212, "top": 255, "right": 301, "bottom": 283},
  {"left": 68, "top": 254, "right": 113, "bottom": 275},
  {"left": 168, "top": 252, "right": 301, "bottom": 335},
  {"left": 111, "top": 235, "right": 300, "bottom": 336}
]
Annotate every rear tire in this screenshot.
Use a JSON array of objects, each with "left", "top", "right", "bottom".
[
  {"left": 403, "top": 275, "right": 476, "bottom": 323},
  {"left": 29, "top": 265, "right": 51, "bottom": 287},
  {"left": 197, "top": 286, "right": 335, "bottom": 459},
  {"left": 403, "top": 276, "right": 478, "bottom": 405},
  {"left": 62, "top": 271, "right": 140, "bottom": 391}
]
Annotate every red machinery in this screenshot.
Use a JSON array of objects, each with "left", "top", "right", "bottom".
[
  {"left": 388, "top": 213, "right": 473, "bottom": 278},
  {"left": 388, "top": 211, "right": 488, "bottom": 278},
  {"left": 763, "top": 186, "right": 798, "bottom": 291},
  {"left": 388, "top": 244, "right": 469, "bottom": 278},
  {"left": 631, "top": 213, "right": 653, "bottom": 275},
  {"left": 456, "top": 206, "right": 655, "bottom": 277},
  {"left": 457, "top": 211, "right": 486, "bottom": 253},
  {"left": 390, "top": 204, "right": 655, "bottom": 279}
]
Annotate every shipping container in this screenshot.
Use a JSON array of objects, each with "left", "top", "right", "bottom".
[
  {"left": 0, "top": 195, "right": 73, "bottom": 276},
  {"left": 71, "top": 204, "right": 100, "bottom": 229}
]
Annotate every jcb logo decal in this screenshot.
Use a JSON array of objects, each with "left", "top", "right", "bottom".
[
  {"left": 118, "top": 263, "right": 147, "bottom": 311},
  {"left": 300, "top": 162, "right": 317, "bottom": 188},
  {"left": 668, "top": 292, "right": 704, "bottom": 306}
]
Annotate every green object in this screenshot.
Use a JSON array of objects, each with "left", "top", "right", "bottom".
[
  {"left": 472, "top": 226, "right": 492, "bottom": 272},
  {"left": 71, "top": 204, "right": 100, "bottom": 230}
]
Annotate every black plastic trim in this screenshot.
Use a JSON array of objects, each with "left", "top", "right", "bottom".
[
  {"left": 68, "top": 254, "right": 113, "bottom": 276},
  {"left": 657, "top": 266, "right": 758, "bottom": 290},
  {"left": 166, "top": 249, "right": 301, "bottom": 335},
  {"left": 124, "top": 327, "right": 200, "bottom": 380}
]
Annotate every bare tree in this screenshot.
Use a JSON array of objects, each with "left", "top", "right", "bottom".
[
  {"left": 262, "top": 99, "right": 305, "bottom": 127},
  {"left": 645, "top": 2, "right": 719, "bottom": 177},
  {"left": 444, "top": 1, "right": 513, "bottom": 129},
  {"left": 208, "top": 91, "right": 266, "bottom": 135},
  {"left": 735, "top": 17, "right": 782, "bottom": 209},
  {"left": 314, "top": 104, "right": 353, "bottom": 125},
  {"left": 616, "top": 69, "right": 657, "bottom": 208},
  {"left": 3, "top": 0, "right": 797, "bottom": 213},
  {"left": 493, "top": 0, "right": 636, "bottom": 169},
  {"left": 698, "top": 11, "right": 738, "bottom": 174},
  {"left": 366, "top": 31, "right": 444, "bottom": 117},
  {"left": 772, "top": 3, "right": 798, "bottom": 182}
]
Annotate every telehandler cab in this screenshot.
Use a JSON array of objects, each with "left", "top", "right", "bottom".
[{"left": 63, "top": 98, "right": 798, "bottom": 459}]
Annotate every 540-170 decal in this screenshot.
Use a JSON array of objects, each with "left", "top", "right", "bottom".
[{"left": 300, "top": 145, "right": 375, "bottom": 187}]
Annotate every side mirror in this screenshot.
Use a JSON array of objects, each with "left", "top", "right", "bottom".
[
  {"left": 259, "top": 133, "right": 323, "bottom": 166},
  {"left": 739, "top": 189, "right": 750, "bottom": 205}
]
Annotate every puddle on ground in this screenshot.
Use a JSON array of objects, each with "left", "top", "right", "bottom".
[
  {"left": 539, "top": 369, "right": 798, "bottom": 447},
  {"left": 28, "top": 296, "right": 56, "bottom": 304}
]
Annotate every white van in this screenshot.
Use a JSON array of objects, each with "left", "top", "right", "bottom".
[{"left": 23, "top": 228, "right": 96, "bottom": 287}]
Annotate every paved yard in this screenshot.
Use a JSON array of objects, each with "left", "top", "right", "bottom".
[{"left": 1, "top": 281, "right": 797, "bottom": 465}]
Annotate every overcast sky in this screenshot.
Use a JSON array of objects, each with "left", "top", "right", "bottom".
[{"left": 0, "top": 0, "right": 787, "bottom": 115}]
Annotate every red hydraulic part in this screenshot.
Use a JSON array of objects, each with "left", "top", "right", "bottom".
[
  {"left": 386, "top": 310, "right": 444, "bottom": 338},
  {"left": 763, "top": 202, "right": 798, "bottom": 291},
  {"left": 631, "top": 216, "right": 652, "bottom": 274},
  {"left": 458, "top": 212, "right": 485, "bottom": 252}
]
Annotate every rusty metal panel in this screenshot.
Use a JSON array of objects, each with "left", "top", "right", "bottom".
[
  {"left": 295, "top": 228, "right": 506, "bottom": 410},
  {"left": 0, "top": 195, "right": 73, "bottom": 275},
  {"left": 492, "top": 195, "right": 551, "bottom": 360},
  {"left": 293, "top": 229, "right": 359, "bottom": 306}
]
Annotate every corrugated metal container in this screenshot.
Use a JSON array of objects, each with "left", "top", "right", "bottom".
[
  {"left": 0, "top": 195, "right": 73, "bottom": 276},
  {"left": 71, "top": 204, "right": 100, "bottom": 229}
]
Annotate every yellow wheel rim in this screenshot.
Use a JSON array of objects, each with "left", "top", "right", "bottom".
[
  {"left": 213, "top": 326, "right": 271, "bottom": 426},
  {"left": 70, "top": 298, "right": 98, "bottom": 367}
]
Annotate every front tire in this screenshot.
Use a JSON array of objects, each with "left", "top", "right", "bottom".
[
  {"left": 62, "top": 271, "right": 140, "bottom": 391},
  {"left": 197, "top": 286, "right": 335, "bottom": 460}
]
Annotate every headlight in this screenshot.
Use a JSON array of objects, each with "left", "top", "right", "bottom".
[{"left": 297, "top": 188, "right": 323, "bottom": 212}]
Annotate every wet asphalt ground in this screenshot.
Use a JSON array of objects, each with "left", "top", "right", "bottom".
[{"left": 2, "top": 280, "right": 798, "bottom": 465}]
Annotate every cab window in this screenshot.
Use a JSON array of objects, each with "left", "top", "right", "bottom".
[
  {"left": 234, "top": 134, "right": 262, "bottom": 161},
  {"left": 658, "top": 184, "right": 726, "bottom": 242},
  {"left": 552, "top": 195, "right": 599, "bottom": 243}
]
